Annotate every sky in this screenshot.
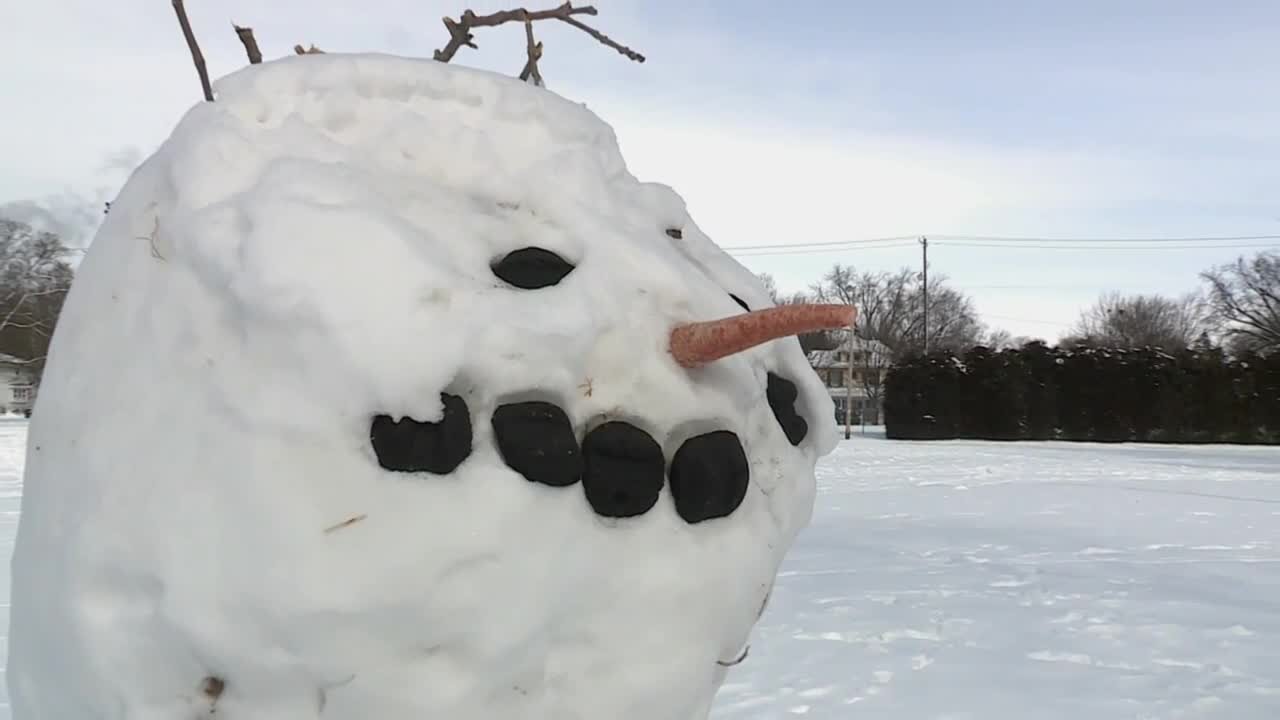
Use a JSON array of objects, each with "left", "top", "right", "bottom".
[{"left": 3, "top": 0, "right": 1279, "bottom": 340}]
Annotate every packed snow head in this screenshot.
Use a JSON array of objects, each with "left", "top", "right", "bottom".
[{"left": 8, "top": 54, "right": 850, "bottom": 720}]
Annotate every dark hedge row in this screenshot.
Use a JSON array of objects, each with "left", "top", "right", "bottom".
[{"left": 883, "top": 343, "right": 1280, "bottom": 444}]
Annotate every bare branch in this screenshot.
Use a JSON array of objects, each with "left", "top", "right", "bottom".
[
  {"left": 294, "top": 44, "right": 325, "bottom": 55},
  {"left": 171, "top": 0, "right": 214, "bottom": 101},
  {"left": 436, "top": 16, "right": 479, "bottom": 60},
  {"left": 233, "top": 24, "right": 263, "bottom": 64},
  {"left": 1, "top": 286, "right": 66, "bottom": 300},
  {"left": 433, "top": 3, "right": 643, "bottom": 68},
  {"left": 323, "top": 514, "right": 367, "bottom": 533},
  {"left": 557, "top": 15, "right": 645, "bottom": 63},
  {"left": 0, "top": 292, "right": 32, "bottom": 334},
  {"left": 520, "top": 15, "right": 544, "bottom": 86},
  {"left": 1200, "top": 251, "right": 1280, "bottom": 354},
  {"left": 434, "top": 4, "right": 593, "bottom": 62},
  {"left": 4, "top": 320, "right": 52, "bottom": 334}
]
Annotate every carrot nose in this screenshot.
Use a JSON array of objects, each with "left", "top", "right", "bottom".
[{"left": 669, "top": 303, "right": 857, "bottom": 368}]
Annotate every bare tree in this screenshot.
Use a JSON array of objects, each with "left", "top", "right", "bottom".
[
  {"left": 1065, "top": 291, "right": 1210, "bottom": 351},
  {"left": 843, "top": 330, "right": 892, "bottom": 424},
  {"left": 0, "top": 218, "right": 76, "bottom": 380},
  {"left": 756, "top": 272, "right": 780, "bottom": 304},
  {"left": 810, "top": 264, "right": 984, "bottom": 360},
  {"left": 754, "top": 273, "right": 830, "bottom": 352},
  {"left": 1200, "top": 251, "right": 1280, "bottom": 355},
  {"left": 755, "top": 272, "right": 809, "bottom": 306},
  {"left": 982, "top": 328, "right": 1039, "bottom": 350}
]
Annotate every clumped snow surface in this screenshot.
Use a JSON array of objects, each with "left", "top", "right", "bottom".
[
  {"left": 6, "top": 55, "right": 834, "bottom": 720},
  {"left": 3, "top": 422, "right": 1278, "bottom": 718}
]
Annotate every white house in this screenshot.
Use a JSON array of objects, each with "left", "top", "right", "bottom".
[
  {"left": 0, "top": 353, "right": 36, "bottom": 416},
  {"left": 806, "top": 331, "right": 892, "bottom": 425}
]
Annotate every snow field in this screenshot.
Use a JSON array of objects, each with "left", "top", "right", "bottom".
[{"left": 714, "top": 432, "right": 1280, "bottom": 719}]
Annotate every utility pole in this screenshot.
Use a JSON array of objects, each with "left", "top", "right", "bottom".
[
  {"left": 920, "top": 236, "right": 929, "bottom": 355},
  {"left": 844, "top": 327, "right": 854, "bottom": 440}
]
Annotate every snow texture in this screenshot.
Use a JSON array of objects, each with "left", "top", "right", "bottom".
[
  {"left": 4, "top": 423, "right": 1280, "bottom": 718},
  {"left": 5, "top": 54, "right": 835, "bottom": 720},
  {"left": 717, "top": 432, "right": 1280, "bottom": 719}
]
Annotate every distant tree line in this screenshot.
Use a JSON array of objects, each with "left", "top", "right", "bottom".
[
  {"left": 1053, "top": 250, "right": 1280, "bottom": 357},
  {"left": 884, "top": 342, "right": 1280, "bottom": 444},
  {"left": 877, "top": 248, "right": 1280, "bottom": 443},
  {"left": 764, "top": 247, "right": 1280, "bottom": 443}
]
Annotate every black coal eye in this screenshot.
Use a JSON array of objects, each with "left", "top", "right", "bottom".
[
  {"left": 729, "top": 294, "right": 751, "bottom": 312},
  {"left": 491, "top": 247, "right": 575, "bottom": 289},
  {"left": 766, "top": 372, "right": 808, "bottom": 446},
  {"left": 665, "top": 228, "right": 683, "bottom": 239}
]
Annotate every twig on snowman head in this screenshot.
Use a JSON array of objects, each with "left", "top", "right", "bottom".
[
  {"left": 433, "top": 3, "right": 645, "bottom": 71},
  {"left": 323, "top": 513, "right": 367, "bottom": 533},
  {"left": 519, "top": 15, "right": 545, "bottom": 86},
  {"left": 555, "top": 13, "right": 644, "bottom": 62},
  {"left": 233, "top": 24, "right": 263, "bottom": 63},
  {"left": 171, "top": 0, "right": 214, "bottom": 101}
]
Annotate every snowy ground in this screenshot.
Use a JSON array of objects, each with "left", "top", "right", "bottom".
[
  {"left": 0, "top": 419, "right": 23, "bottom": 719},
  {"left": 1, "top": 420, "right": 1278, "bottom": 718}
]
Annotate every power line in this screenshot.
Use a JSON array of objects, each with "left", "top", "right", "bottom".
[
  {"left": 931, "top": 239, "right": 1280, "bottom": 251},
  {"left": 921, "top": 236, "right": 929, "bottom": 353},
  {"left": 722, "top": 237, "right": 1280, "bottom": 257},
  {"left": 730, "top": 241, "right": 917, "bottom": 257},
  {"left": 728, "top": 240, "right": 1280, "bottom": 257},
  {"left": 981, "top": 313, "right": 1074, "bottom": 328},
  {"left": 933, "top": 233, "right": 1280, "bottom": 244},
  {"left": 964, "top": 283, "right": 1111, "bottom": 290},
  {"left": 723, "top": 235, "right": 918, "bottom": 251},
  {"left": 935, "top": 240, "right": 1280, "bottom": 251},
  {"left": 720, "top": 231, "right": 1275, "bottom": 333}
]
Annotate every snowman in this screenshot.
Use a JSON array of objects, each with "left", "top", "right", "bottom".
[{"left": 7, "top": 53, "right": 853, "bottom": 720}]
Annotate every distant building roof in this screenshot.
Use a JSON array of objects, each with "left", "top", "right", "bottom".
[{"left": 807, "top": 331, "right": 892, "bottom": 369}]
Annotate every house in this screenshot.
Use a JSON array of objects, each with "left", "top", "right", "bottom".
[
  {"left": 806, "top": 331, "right": 892, "bottom": 425},
  {"left": 0, "top": 353, "right": 36, "bottom": 416}
]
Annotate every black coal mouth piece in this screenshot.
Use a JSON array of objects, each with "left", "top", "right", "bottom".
[{"left": 368, "top": 372, "right": 808, "bottom": 524}]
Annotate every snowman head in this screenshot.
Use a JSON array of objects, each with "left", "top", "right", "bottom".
[{"left": 10, "top": 53, "right": 852, "bottom": 719}]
